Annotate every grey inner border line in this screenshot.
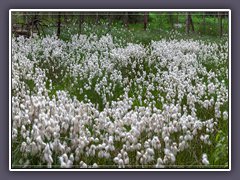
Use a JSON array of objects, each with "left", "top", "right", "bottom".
[
  {"left": 9, "top": 9, "right": 230, "bottom": 171},
  {"left": 0, "top": 0, "right": 238, "bottom": 179}
]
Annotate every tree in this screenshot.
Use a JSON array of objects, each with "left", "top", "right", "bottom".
[
  {"left": 176, "top": 12, "right": 179, "bottom": 24},
  {"left": 123, "top": 12, "right": 129, "bottom": 28},
  {"left": 190, "top": 14, "right": 194, "bottom": 32},
  {"left": 186, "top": 12, "right": 190, "bottom": 34},
  {"left": 186, "top": 12, "right": 194, "bottom": 34},
  {"left": 218, "top": 12, "right": 223, "bottom": 37},
  {"left": 22, "top": 12, "right": 27, "bottom": 31},
  {"left": 57, "top": 12, "right": 61, "bottom": 38},
  {"left": 144, "top": 12, "right": 148, "bottom": 31},
  {"left": 169, "top": 12, "right": 174, "bottom": 29},
  {"left": 108, "top": 12, "right": 113, "bottom": 25},
  {"left": 96, "top": 12, "right": 99, "bottom": 24},
  {"left": 202, "top": 12, "right": 206, "bottom": 34},
  {"left": 29, "top": 13, "right": 41, "bottom": 37},
  {"left": 78, "top": 13, "right": 84, "bottom": 34}
]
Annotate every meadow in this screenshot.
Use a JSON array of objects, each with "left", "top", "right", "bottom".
[{"left": 11, "top": 14, "right": 229, "bottom": 169}]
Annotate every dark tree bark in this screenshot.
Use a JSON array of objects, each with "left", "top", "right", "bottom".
[
  {"left": 79, "top": 13, "right": 84, "bottom": 34},
  {"left": 57, "top": 12, "right": 61, "bottom": 38},
  {"left": 218, "top": 12, "right": 223, "bottom": 37},
  {"left": 96, "top": 12, "right": 99, "bottom": 24},
  {"left": 189, "top": 15, "right": 194, "bottom": 32},
  {"left": 186, "top": 12, "right": 194, "bottom": 33},
  {"left": 202, "top": 12, "right": 206, "bottom": 34},
  {"left": 108, "top": 12, "right": 113, "bottom": 25},
  {"left": 176, "top": 12, "right": 179, "bottom": 24},
  {"left": 22, "top": 12, "right": 27, "bottom": 31},
  {"left": 186, "top": 12, "right": 190, "bottom": 34},
  {"left": 124, "top": 12, "right": 128, "bottom": 28},
  {"left": 30, "top": 13, "right": 40, "bottom": 37},
  {"left": 169, "top": 12, "right": 174, "bottom": 29},
  {"left": 144, "top": 12, "right": 148, "bottom": 31}
]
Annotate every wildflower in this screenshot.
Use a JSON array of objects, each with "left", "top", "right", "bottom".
[{"left": 202, "top": 153, "right": 209, "bottom": 165}]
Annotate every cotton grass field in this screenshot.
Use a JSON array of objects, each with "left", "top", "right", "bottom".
[{"left": 11, "top": 22, "right": 229, "bottom": 169}]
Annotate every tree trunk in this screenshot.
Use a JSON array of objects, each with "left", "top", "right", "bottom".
[
  {"left": 106, "top": 12, "right": 113, "bottom": 31},
  {"left": 79, "top": 13, "right": 84, "bottom": 34},
  {"left": 218, "top": 12, "right": 223, "bottom": 37},
  {"left": 169, "top": 12, "right": 174, "bottom": 29},
  {"left": 22, "top": 12, "right": 26, "bottom": 31},
  {"left": 108, "top": 12, "right": 113, "bottom": 25},
  {"left": 124, "top": 12, "right": 128, "bottom": 28},
  {"left": 186, "top": 12, "right": 194, "bottom": 33},
  {"left": 176, "top": 12, "right": 179, "bottom": 24},
  {"left": 96, "top": 12, "right": 99, "bottom": 24},
  {"left": 202, "top": 12, "right": 206, "bottom": 34},
  {"left": 144, "top": 12, "right": 148, "bottom": 31},
  {"left": 186, "top": 12, "right": 190, "bottom": 34},
  {"left": 189, "top": 14, "right": 194, "bottom": 32},
  {"left": 57, "top": 12, "right": 61, "bottom": 38}
]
